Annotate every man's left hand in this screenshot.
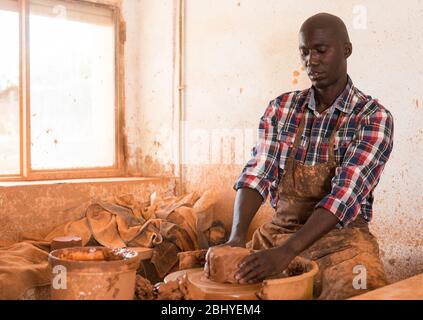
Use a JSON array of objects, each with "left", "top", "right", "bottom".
[{"left": 235, "top": 246, "right": 295, "bottom": 284}]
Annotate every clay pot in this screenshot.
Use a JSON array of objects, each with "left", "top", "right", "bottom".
[
  {"left": 48, "top": 247, "right": 141, "bottom": 300},
  {"left": 257, "top": 257, "right": 319, "bottom": 300}
]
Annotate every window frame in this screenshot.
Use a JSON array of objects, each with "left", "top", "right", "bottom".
[{"left": 0, "top": 0, "right": 126, "bottom": 181}]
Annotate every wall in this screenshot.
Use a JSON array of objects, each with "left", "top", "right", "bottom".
[
  {"left": 123, "top": 0, "right": 177, "bottom": 177},
  {"left": 130, "top": 0, "right": 422, "bottom": 283}
]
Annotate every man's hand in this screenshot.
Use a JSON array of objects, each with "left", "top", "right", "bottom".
[
  {"left": 234, "top": 246, "right": 296, "bottom": 284},
  {"left": 204, "top": 188, "right": 262, "bottom": 278},
  {"left": 233, "top": 208, "right": 340, "bottom": 284}
]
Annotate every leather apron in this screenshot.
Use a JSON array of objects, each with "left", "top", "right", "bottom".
[{"left": 248, "top": 109, "right": 388, "bottom": 300}]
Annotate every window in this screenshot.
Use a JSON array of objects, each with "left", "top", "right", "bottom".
[
  {"left": 0, "top": 0, "right": 124, "bottom": 181},
  {"left": 0, "top": 0, "right": 19, "bottom": 175}
]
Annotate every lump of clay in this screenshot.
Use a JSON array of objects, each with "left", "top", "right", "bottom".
[
  {"left": 134, "top": 275, "right": 155, "bottom": 300},
  {"left": 206, "top": 246, "right": 252, "bottom": 284},
  {"left": 50, "top": 236, "right": 82, "bottom": 252},
  {"left": 134, "top": 274, "right": 192, "bottom": 300},
  {"left": 154, "top": 281, "right": 184, "bottom": 300}
]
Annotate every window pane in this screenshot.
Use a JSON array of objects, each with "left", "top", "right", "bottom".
[
  {"left": 30, "top": 0, "right": 116, "bottom": 170},
  {"left": 0, "top": 1, "right": 19, "bottom": 175}
]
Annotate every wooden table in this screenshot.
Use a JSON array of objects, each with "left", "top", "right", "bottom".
[{"left": 350, "top": 273, "right": 423, "bottom": 300}]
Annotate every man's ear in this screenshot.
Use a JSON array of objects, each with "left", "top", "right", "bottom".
[{"left": 344, "top": 42, "right": 353, "bottom": 58}]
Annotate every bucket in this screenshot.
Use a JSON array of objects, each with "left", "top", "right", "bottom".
[
  {"left": 257, "top": 257, "right": 319, "bottom": 300},
  {"left": 48, "top": 247, "right": 141, "bottom": 300}
]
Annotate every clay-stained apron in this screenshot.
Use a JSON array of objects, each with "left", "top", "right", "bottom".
[{"left": 248, "top": 108, "right": 388, "bottom": 300}]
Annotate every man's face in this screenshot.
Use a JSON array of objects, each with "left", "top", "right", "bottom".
[{"left": 299, "top": 28, "right": 349, "bottom": 89}]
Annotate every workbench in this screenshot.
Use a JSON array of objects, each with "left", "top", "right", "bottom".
[{"left": 350, "top": 273, "right": 423, "bottom": 300}]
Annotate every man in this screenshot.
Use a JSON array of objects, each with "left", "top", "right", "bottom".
[{"left": 208, "top": 13, "right": 394, "bottom": 299}]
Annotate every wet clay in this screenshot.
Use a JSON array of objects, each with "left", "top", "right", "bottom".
[
  {"left": 54, "top": 247, "right": 137, "bottom": 262},
  {"left": 134, "top": 275, "right": 155, "bottom": 300},
  {"left": 206, "top": 246, "right": 252, "bottom": 284},
  {"left": 50, "top": 236, "right": 82, "bottom": 252},
  {"left": 205, "top": 247, "right": 310, "bottom": 284},
  {"left": 134, "top": 274, "right": 192, "bottom": 300}
]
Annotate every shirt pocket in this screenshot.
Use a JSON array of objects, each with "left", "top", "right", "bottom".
[
  {"left": 333, "top": 135, "right": 353, "bottom": 162},
  {"left": 320, "top": 136, "right": 353, "bottom": 162}
]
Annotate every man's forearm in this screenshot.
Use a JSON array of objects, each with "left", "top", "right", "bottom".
[
  {"left": 229, "top": 188, "right": 263, "bottom": 243},
  {"left": 279, "top": 208, "right": 340, "bottom": 256}
]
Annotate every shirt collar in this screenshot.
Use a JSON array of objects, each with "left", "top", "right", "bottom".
[{"left": 306, "top": 75, "right": 355, "bottom": 115}]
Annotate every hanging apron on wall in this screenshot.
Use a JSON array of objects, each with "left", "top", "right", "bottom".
[{"left": 247, "top": 109, "right": 388, "bottom": 300}]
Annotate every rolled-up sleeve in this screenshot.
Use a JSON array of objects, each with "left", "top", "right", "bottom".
[
  {"left": 316, "top": 105, "right": 394, "bottom": 227},
  {"left": 233, "top": 99, "right": 281, "bottom": 203}
]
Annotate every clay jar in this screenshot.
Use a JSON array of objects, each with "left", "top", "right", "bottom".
[
  {"left": 48, "top": 247, "right": 141, "bottom": 300},
  {"left": 207, "top": 246, "right": 252, "bottom": 284}
]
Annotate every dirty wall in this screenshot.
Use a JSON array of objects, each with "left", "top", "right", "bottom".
[{"left": 126, "top": 0, "right": 423, "bottom": 282}]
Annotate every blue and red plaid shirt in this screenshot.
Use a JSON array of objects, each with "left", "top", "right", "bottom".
[{"left": 234, "top": 76, "right": 394, "bottom": 227}]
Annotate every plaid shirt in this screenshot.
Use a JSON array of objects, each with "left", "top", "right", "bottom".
[{"left": 234, "top": 76, "right": 394, "bottom": 227}]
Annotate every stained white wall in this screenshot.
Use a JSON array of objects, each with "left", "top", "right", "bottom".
[
  {"left": 123, "top": 0, "right": 176, "bottom": 177},
  {"left": 124, "top": 0, "right": 423, "bottom": 282}
]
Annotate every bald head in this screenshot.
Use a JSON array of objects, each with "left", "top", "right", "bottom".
[
  {"left": 298, "top": 13, "right": 352, "bottom": 90},
  {"left": 300, "top": 13, "right": 350, "bottom": 44}
]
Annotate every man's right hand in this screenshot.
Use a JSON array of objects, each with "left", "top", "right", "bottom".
[{"left": 204, "top": 188, "right": 262, "bottom": 278}]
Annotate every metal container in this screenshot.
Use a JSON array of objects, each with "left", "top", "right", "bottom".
[{"left": 48, "top": 247, "right": 141, "bottom": 300}]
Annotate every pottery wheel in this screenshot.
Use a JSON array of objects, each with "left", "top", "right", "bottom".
[
  {"left": 164, "top": 268, "right": 198, "bottom": 283},
  {"left": 187, "top": 269, "right": 261, "bottom": 300}
]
